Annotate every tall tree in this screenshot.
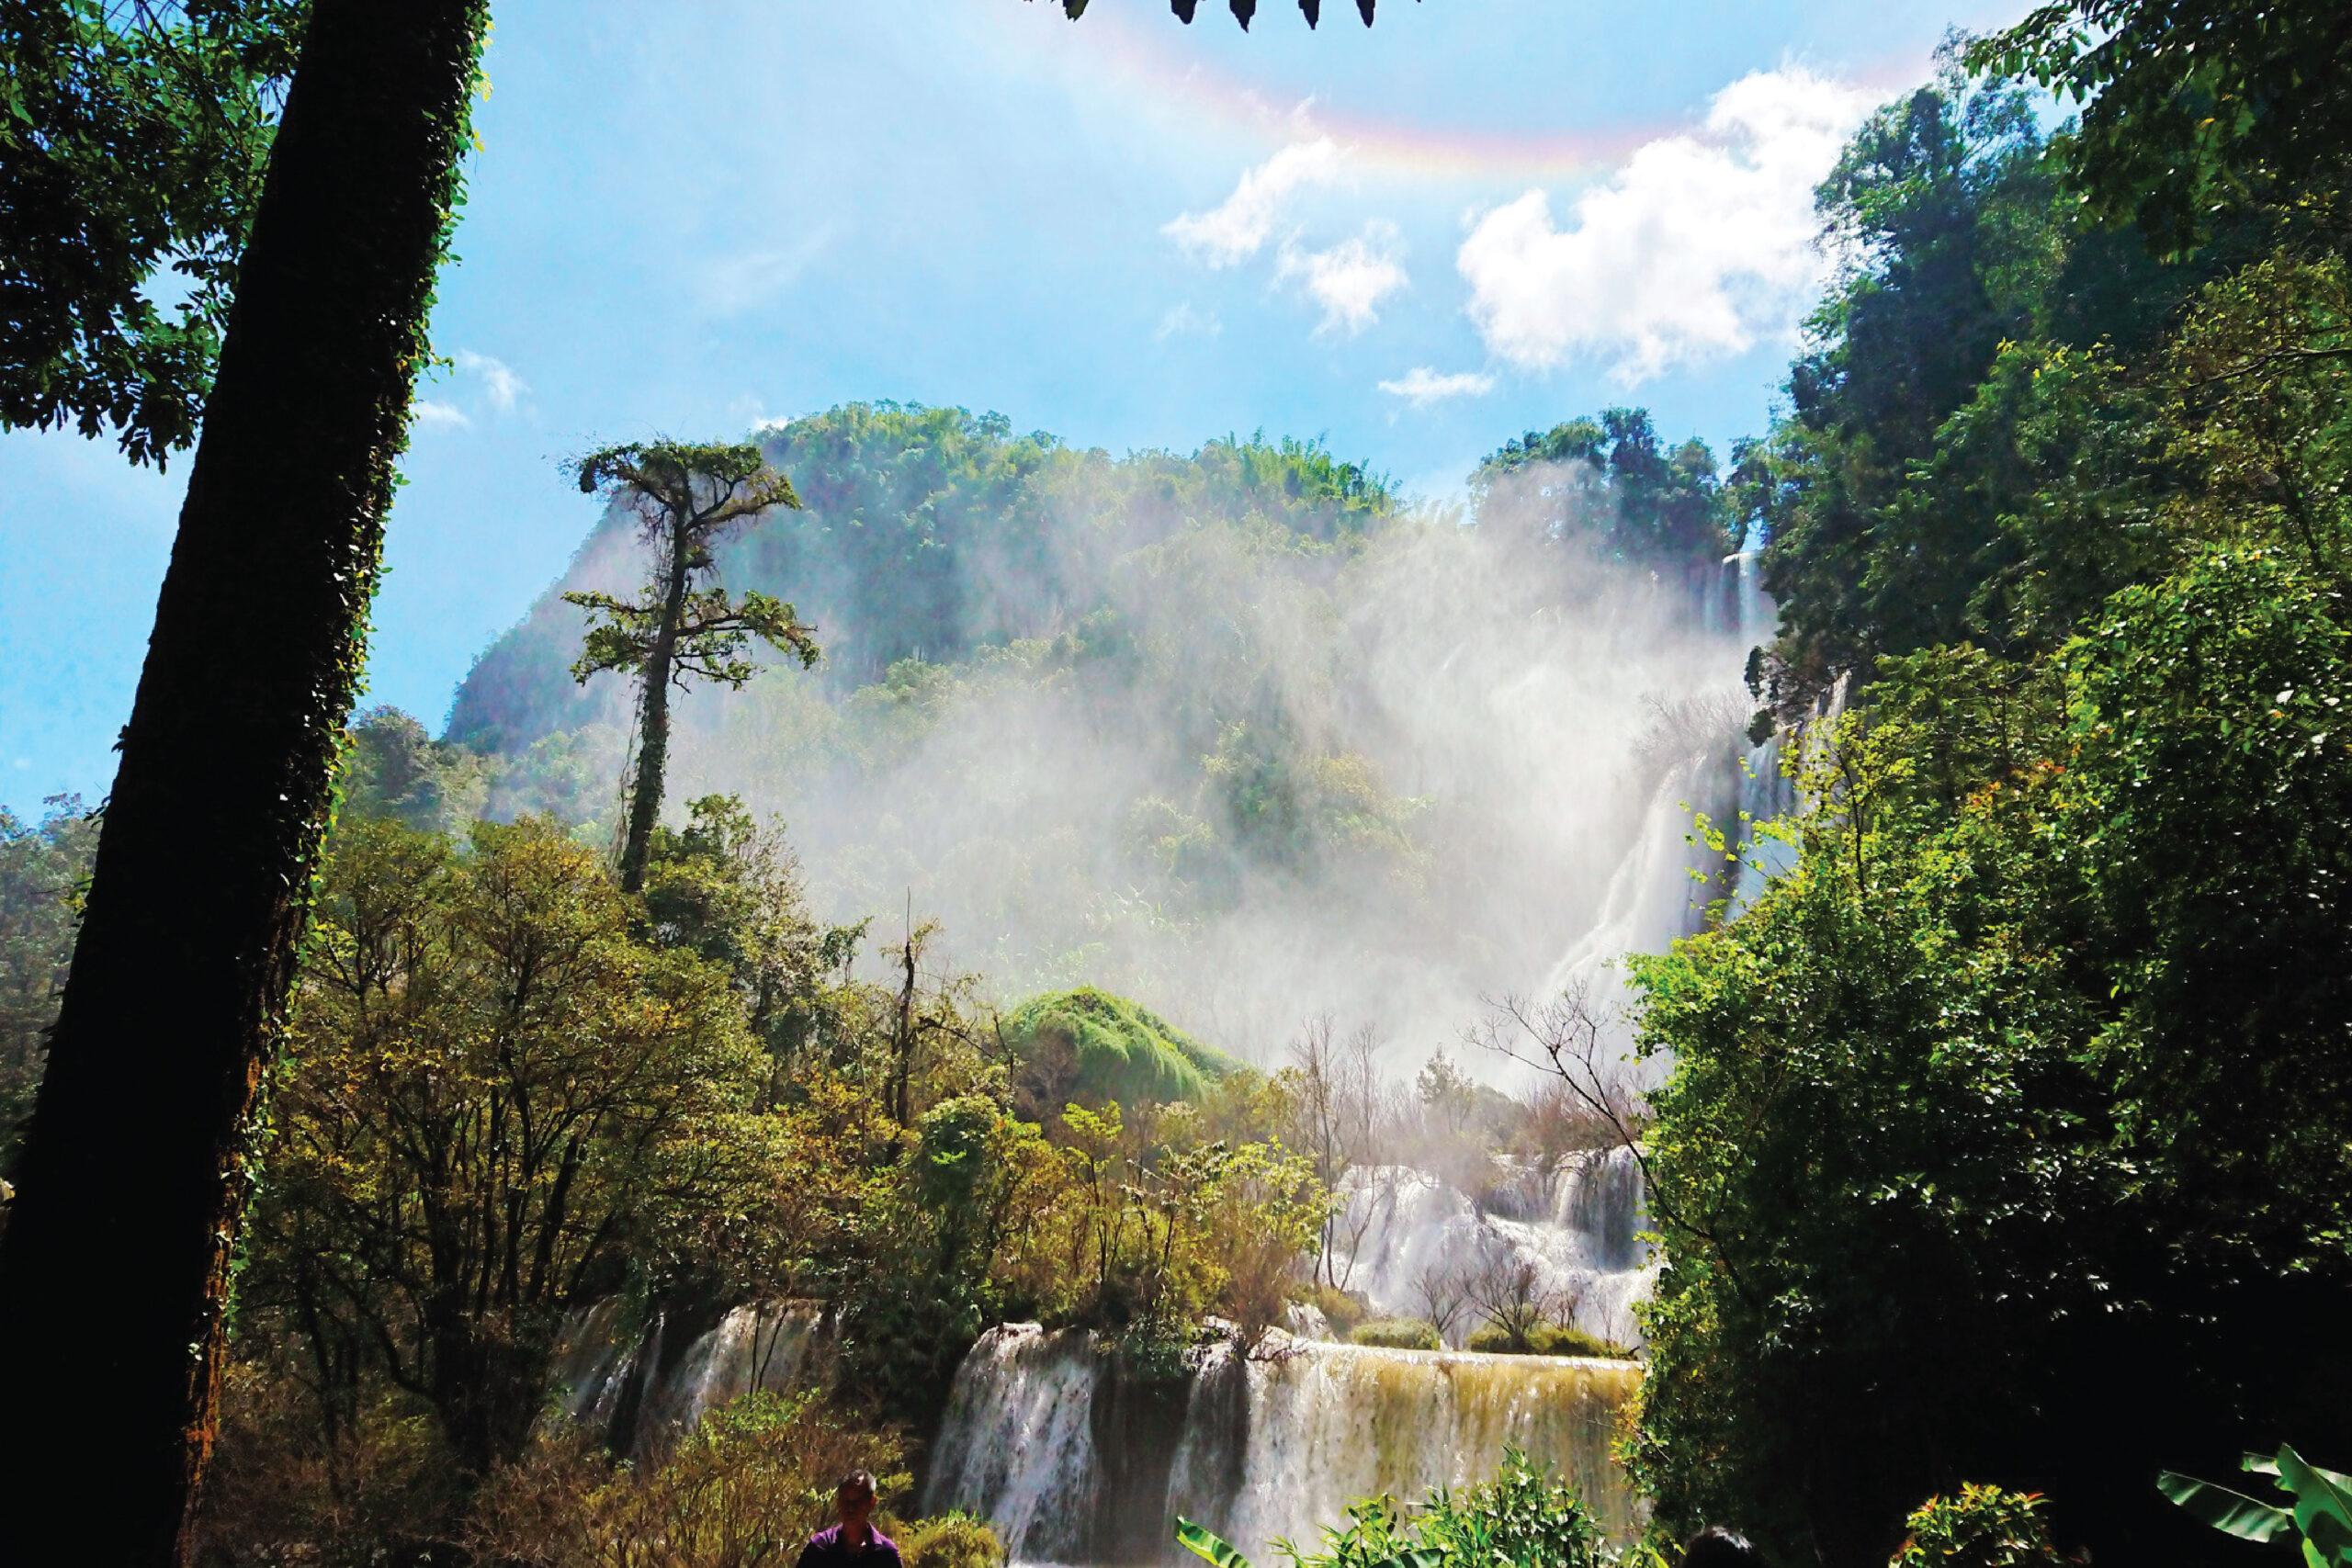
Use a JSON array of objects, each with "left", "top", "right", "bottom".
[
  {"left": 0, "top": 1, "right": 492, "bottom": 1562},
  {"left": 566, "top": 441, "right": 819, "bottom": 893}
]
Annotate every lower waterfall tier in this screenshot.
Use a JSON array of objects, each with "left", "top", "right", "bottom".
[{"left": 924, "top": 1323, "right": 1642, "bottom": 1568}]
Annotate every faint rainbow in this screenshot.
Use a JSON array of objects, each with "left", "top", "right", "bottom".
[{"left": 1056, "top": 10, "right": 1675, "bottom": 185}]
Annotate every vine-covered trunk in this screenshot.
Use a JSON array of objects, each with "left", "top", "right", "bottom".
[
  {"left": 618, "top": 531, "right": 691, "bottom": 894},
  {"left": 0, "top": 2, "right": 490, "bottom": 1562},
  {"left": 619, "top": 630, "right": 677, "bottom": 894}
]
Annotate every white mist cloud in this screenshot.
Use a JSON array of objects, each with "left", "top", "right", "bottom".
[
  {"left": 1456, "top": 67, "right": 1875, "bottom": 384},
  {"left": 1279, "top": 221, "right": 1407, "bottom": 336},
  {"left": 1154, "top": 303, "right": 1224, "bottom": 342},
  {"left": 698, "top": 222, "right": 840, "bottom": 315},
  {"left": 1378, "top": 367, "right": 1496, "bottom": 406},
  {"left": 1165, "top": 137, "right": 1343, "bottom": 267},
  {"left": 413, "top": 400, "right": 470, "bottom": 429},
  {"left": 457, "top": 350, "right": 527, "bottom": 412}
]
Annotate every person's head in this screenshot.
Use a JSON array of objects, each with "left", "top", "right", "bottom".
[
  {"left": 836, "top": 1471, "right": 879, "bottom": 1530},
  {"left": 1681, "top": 1527, "right": 1764, "bottom": 1568}
]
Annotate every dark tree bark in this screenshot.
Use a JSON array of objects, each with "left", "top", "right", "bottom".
[{"left": 0, "top": 0, "right": 491, "bottom": 1562}]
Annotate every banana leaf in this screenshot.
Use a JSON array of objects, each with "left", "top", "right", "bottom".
[
  {"left": 1178, "top": 1517, "right": 1255, "bottom": 1568},
  {"left": 2248, "top": 1455, "right": 2352, "bottom": 1492},
  {"left": 2159, "top": 1471, "right": 2294, "bottom": 1542},
  {"left": 2277, "top": 1446, "right": 2352, "bottom": 1568}
]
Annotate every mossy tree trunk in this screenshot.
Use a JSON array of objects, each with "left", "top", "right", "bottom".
[
  {"left": 618, "top": 526, "right": 692, "bottom": 894},
  {"left": 0, "top": 1, "right": 491, "bottom": 1562}
]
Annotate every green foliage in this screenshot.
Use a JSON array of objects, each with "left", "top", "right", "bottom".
[
  {"left": 2160, "top": 1445, "right": 2352, "bottom": 1559},
  {"left": 0, "top": 795, "right": 98, "bottom": 1172},
  {"left": 244, "top": 816, "right": 777, "bottom": 1473},
  {"left": 0, "top": 0, "right": 304, "bottom": 464},
  {"left": 465, "top": 1390, "right": 910, "bottom": 1568},
  {"left": 339, "top": 705, "right": 491, "bottom": 835},
  {"left": 1348, "top": 1318, "right": 1440, "bottom": 1350},
  {"left": 899, "top": 1510, "right": 1009, "bottom": 1568},
  {"left": 1001, "top": 986, "right": 1239, "bottom": 1114},
  {"left": 1464, "top": 1323, "right": 1630, "bottom": 1359},
  {"left": 1971, "top": 0, "right": 2352, "bottom": 254},
  {"left": 1262, "top": 1446, "right": 1608, "bottom": 1568},
  {"left": 1474, "top": 406, "right": 1737, "bottom": 574},
  {"left": 1891, "top": 1486, "right": 2064, "bottom": 1568},
  {"left": 1632, "top": 543, "right": 2352, "bottom": 1561}
]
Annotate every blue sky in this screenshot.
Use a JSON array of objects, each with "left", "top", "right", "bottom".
[{"left": 0, "top": 0, "right": 2027, "bottom": 816}]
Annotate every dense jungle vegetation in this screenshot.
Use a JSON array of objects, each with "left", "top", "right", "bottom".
[{"left": 1627, "top": 21, "right": 2352, "bottom": 1568}]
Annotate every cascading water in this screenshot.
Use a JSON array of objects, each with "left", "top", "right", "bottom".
[
  {"left": 548, "top": 1299, "right": 832, "bottom": 1462},
  {"left": 1328, "top": 1147, "right": 1655, "bottom": 1348},
  {"left": 1722, "top": 547, "right": 1796, "bottom": 917},
  {"left": 924, "top": 1325, "right": 1641, "bottom": 1567}
]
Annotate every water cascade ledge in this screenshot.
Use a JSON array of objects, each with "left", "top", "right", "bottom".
[
  {"left": 924, "top": 1324, "right": 1642, "bottom": 1568},
  {"left": 551, "top": 1298, "right": 833, "bottom": 1463}
]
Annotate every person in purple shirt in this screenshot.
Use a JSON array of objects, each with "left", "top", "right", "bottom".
[{"left": 797, "top": 1470, "right": 905, "bottom": 1568}]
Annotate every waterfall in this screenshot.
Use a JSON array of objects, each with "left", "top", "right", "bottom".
[
  {"left": 1329, "top": 1148, "right": 1656, "bottom": 1348},
  {"left": 924, "top": 1325, "right": 1642, "bottom": 1567},
  {"left": 1542, "top": 747, "right": 1731, "bottom": 1008},
  {"left": 548, "top": 1299, "right": 833, "bottom": 1462}
]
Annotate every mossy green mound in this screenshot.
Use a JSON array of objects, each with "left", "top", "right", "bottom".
[{"left": 1002, "top": 987, "right": 1238, "bottom": 1109}]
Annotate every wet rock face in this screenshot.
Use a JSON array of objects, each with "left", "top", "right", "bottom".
[{"left": 925, "top": 1324, "right": 1643, "bottom": 1568}]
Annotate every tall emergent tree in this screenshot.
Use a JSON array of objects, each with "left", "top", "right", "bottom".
[
  {"left": 567, "top": 441, "right": 820, "bottom": 893},
  {"left": 0, "top": 1, "right": 492, "bottom": 1562}
]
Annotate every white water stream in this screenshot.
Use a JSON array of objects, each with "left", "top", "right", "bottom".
[{"left": 923, "top": 1325, "right": 1642, "bottom": 1567}]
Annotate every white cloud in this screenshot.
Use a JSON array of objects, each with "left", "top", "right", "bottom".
[
  {"left": 412, "top": 400, "right": 470, "bottom": 429},
  {"left": 699, "top": 222, "right": 839, "bottom": 314},
  {"left": 1456, "top": 68, "right": 1876, "bottom": 384},
  {"left": 1378, "top": 367, "right": 1496, "bottom": 406},
  {"left": 457, "top": 350, "right": 527, "bottom": 412},
  {"left": 1279, "top": 221, "right": 1407, "bottom": 336},
  {"left": 1154, "top": 303, "right": 1223, "bottom": 341},
  {"left": 1164, "top": 137, "right": 1342, "bottom": 267}
]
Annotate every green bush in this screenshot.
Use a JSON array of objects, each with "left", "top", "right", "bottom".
[
  {"left": 1349, "top": 1318, "right": 1441, "bottom": 1350},
  {"left": 900, "top": 1511, "right": 1008, "bottom": 1568},
  {"left": 1891, "top": 1484, "right": 2061, "bottom": 1568},
  {"left": 1180, "top": 1445, "right": 1605, "bottom": 1568},
  {"left": 1464, "top": 1323, "right": 1631, "bottom": 1358},
  {"left": 1530, "top": 1324, "right": 1634, "bottom": 1359}
]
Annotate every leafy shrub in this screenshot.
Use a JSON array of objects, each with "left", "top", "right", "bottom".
[
  {"left": 1464, "top": 1323, "right": 1632, "bottom": 1359},
  {"left": 198, "top": 1361, "right": 460, "bottom": 1567},
  {"left": 899, "top": 1511, "right": 1007, "bottom": 1568},
  {"left": 464, "top": 1392, "right": 907, "bottom": 1568},
  {"left": 1350, "top": 1318, "right": 1441, "bottom": 1350},
  {"left": 1180, "top": 1445, "right": 1605, "bottom": 1568},
  {"left": 1530, "top": 1325, "right": 1634, "bottom": 1359},
  {"left": 1891, "top": 1484, "right": 2062, "bottom": 1568}
]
